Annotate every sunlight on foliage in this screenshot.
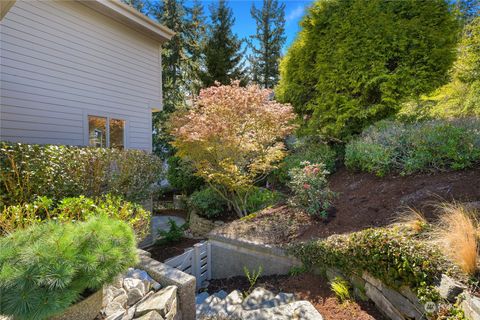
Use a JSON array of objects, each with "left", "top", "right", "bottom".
[{"left": 170, "top": 81, "right": 295, "bottom": 217}]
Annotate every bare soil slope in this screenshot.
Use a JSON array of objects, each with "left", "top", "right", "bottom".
[{"left": 214, "top": 166, "right": 480, "bottom": 244}]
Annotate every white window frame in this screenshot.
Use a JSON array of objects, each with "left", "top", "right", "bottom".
[{"left": 83, "top": 110, "right": 129, "bottom": 149}]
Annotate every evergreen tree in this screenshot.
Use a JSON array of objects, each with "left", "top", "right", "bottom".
[
  {"left": 202, "top": 0, "right": 245, "bottom": 86},
  {"left": 122, "top": 0, "right": 147, "bottom": 13},
  {"left": 185, "top": 0, "right": 207, "bottom": 97},
  {"left": 248, "top": 0, "right": 286, "bottom": 88},
  {"left": 277, "top": 0, "right": 459, "bottom": 140},
  {"left": 152, "top": 0, "right": 189, "bottom": 156}
]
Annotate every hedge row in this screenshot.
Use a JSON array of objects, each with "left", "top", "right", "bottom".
[{"left": 0, "top": 143, "right": 163, "bottom": 208}]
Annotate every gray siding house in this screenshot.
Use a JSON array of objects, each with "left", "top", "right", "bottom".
[{"left": 0, "top": 0, "right": 174, "bottom": 151}]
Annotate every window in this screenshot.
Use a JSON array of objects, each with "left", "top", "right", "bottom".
[{"left": 88, "top": 115, "right": 125, "bottom": 149}]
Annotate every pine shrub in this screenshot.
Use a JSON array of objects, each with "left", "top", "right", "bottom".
[{"left": 0, "top": 216, "right": 138, "bottom": 320}]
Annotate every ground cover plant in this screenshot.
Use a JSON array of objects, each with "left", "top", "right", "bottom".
[
  {"left": 0, "top": 195, "right": 150, "bottom": 240},
  {"left": 345, "top": 118, "right": 480, "bottom": 176},
  {"left": 0, "top": 142, "right": 163, "bottom": 208},
  {"left": 0, "top": 216, "right": 137, "bottom": 320},
  {"left": 276, "top": 0, "right": 459, "bottom": 139},
  {"left": 169, "top": 82, "right": 295, "bottom": 217},
  {"left": 288, "top": 225, "right": 463, "bottom": 305}
]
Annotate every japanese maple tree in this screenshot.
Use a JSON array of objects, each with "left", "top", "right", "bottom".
[{"left": 169, "top": 81, "right": 295, "bottom": 217}]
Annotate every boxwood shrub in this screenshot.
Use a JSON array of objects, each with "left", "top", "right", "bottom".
[
  {"left": 0, "top": 142, "right": 164, "bottom": 208},
  {"left": 0, "top": 216, "right": 138, "bottom": 320},
  {"left": 345, "top": 118, "right": 480, "bottom": 176}
]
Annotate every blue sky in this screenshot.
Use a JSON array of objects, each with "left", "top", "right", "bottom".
[{"left": 187, "top": 0, "right": 314, "bottom": 53}]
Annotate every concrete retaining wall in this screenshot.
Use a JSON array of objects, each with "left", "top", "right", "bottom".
[
  {"left": 208, "top": 234, "right": 301, "bottom": 279},
  {"left": 137, "top": 249, "right": 196, "bottom": 320}
]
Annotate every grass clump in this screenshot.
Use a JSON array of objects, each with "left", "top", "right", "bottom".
[
  {"left": 429, "top": 203, "right": 479, "bottom": 275},
  {"left": 345, "top": 118, "right": 480, "bottom": 176},
  {"left": 330, "top": 277, "right": 351, "bottom": 303},
  {"left": 0, "top": 216, "right": 138, "bottom": 320}
]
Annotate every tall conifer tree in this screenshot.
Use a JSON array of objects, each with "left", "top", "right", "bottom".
[
  {"left": 152, "top": 0, "right": 189, "bottom": 156},
  {"left": 202, "top": 0, "right": 245, "bottom": 86},
  {"left": 248, "top": 0, "right": 286, "bottom": 88}
]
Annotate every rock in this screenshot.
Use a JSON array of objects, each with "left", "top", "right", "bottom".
[
  {"left": 112, "top": 276, "right": 124, "bottom": 289},
  {"left": 232, "top": 301, "right": 323, "bottom": 320},
  {"left": 197, "top": 296, "right": 229, "bottom": 319},
  {"left": 437, "top": 274, "right": 467, "bottom": 302},
  {"left": 105, "top": 311, "right": 125, "bottom": 320},
  {"left": 105, "top": 302, "right": 126, "bottom": 317},
  {"left": 274, "top": 292, "right": 296, "bottom": 305},
  {"left": 121, "top": 307, "right": 136, "bottom": 320},
  {"left": 135, "top": 310, "right": 164, "bottom": 320},
  {"left": 113, "top": 292, "right": 128, "bottom": 308},
  {"left": 462, "top": 292, "right": 480, "bottom": 320},
  {"left": 127, "top": 287, "right": 144, "bottom": 306},
  {"left": 242, "top": 287, "right": 275, "bottom": 310},
  {"left": 365, "top": 282, "right": 404, "bottom": 320},
  {"left": 196, "top": 292, "right": 210, "bottom": 305},
  {"left": 112, "top": 287, "right": 128, "bottom": 300},
  {"left": 225, "top": 290, "right": 243, "bottom": 305},
  {"left": 151, "top": 280, "right": 162, "bottom": 291},
  {"left": 164, "top": 296, "right": 177, "bottom": 320},
  {"left": 126, "top": 269, "right": 156, "bottom": 292},
  {"left": 135, "top": 286, "right": 177, "bottom": 318},
  {"left": 124, "top": 278, "right": 146, "bottom": 296},
  {"left": 213, "top": 290, "right": 228, "bottom": 300}
]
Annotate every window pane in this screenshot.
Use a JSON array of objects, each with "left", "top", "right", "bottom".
[
  {"left": 110, "top": 119, "right": 125, "bottom": 149},
  {"left": 88, "top": 116, "right": 106, "bottom": 148}
]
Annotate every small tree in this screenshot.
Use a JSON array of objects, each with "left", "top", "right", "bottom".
[{"left": 169, "top": 82, "right": 295, "bottom": 217}]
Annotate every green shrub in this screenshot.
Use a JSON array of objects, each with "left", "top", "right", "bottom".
[
  {"left": 156, "top": 219, "right": 185, "bottom": 245},
  {"left": 0, "top": 195, "right": 151, "bottom": 240},
  {"left": 245, "top": 187, "right": 283, "bottom": 213},
  {"left": 288, "top": 226, "right": 461, "bottom": 304},
  {"left": 272, "top": 140, "right": 337, "bottom": 185},
  {"left": 0, "top": 142, "right": 163, "bottom": 208},
  {"left": 288, "top": 162, "right": 336, "bottom": 218},
  {"left": 189, "top": 187, "right": 228, "bottom": 219},
  {"left": 166, "top": 156, "right": 204, "bottom": 195},
  {"left": 276, "top": 0, "right": 459, "bottom": 139},
  {"left": 345, "top": 118, "right": 480, "bottom": 176},
  {"left": 0, "top": 216, "right": 137, "bottom": 320}
]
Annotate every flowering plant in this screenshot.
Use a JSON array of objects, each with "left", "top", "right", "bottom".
[{"left": 288, "top": 161, "right": 335, "bottom": 218}]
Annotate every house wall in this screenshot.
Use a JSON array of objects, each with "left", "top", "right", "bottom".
[{"left": 0, "top": 0, "right": 162, "bottom": 151}]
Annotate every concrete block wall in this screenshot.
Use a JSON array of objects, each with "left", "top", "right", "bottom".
[{"left": 208, "top": 234, "right": 301, "bottom": 279}]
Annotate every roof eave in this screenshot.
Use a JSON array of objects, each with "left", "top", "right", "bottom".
[{"left": 79, "top": 0, "right": 174, "bottom": 43}]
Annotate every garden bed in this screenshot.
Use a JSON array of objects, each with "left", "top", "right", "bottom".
[
  {"left": 148, "top": 238, "right": 204, "bottom": 262},
  {"left": 213, "top": 166, "right": 480, "bottom": 244},
  {"left": 206, "top": 273, "right": 387, "bottom": 320}
]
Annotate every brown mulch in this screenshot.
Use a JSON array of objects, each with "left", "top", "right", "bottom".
[
  {"left": 213, "top": 166, "right": 480, "bottom": 244},
  {"left": 207, "top": 273, "right": 387, "bottom": 320},
  {"left": 147, "top": 238, "right": 203, "bottom": 262}
]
